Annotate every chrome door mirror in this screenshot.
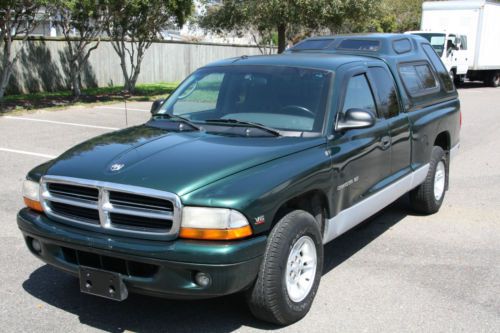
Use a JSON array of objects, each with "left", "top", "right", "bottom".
[{"left": 336, "top": 108, "right": 376, "bottom": 131}]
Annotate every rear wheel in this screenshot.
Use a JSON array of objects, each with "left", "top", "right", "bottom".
[
  {"left": 410, "top": 146, "right": 448, "bottom": 214},
  {"left": 454, "top": 74, "right": 465, "bottom": 86},
  {"left": 246, "top": 210, "right": 323, "bottom": 325},
  {"left": 488, "top": 72, "right": 500, "bottom": 87}
]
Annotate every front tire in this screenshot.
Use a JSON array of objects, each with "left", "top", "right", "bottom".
[
  {"left": 246, "top": 210, "right": 323, "bottom": 325},
  {"left": 410, "top": 146, "right": 448, "bottom": 214}
]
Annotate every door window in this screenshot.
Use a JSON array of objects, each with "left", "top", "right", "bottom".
[
  {"left": 368, "top": 67, "right": 400, "bottom": 118},
  {"left": 342, "top": 74, "right": 377, "bottom": 115},
  {"left": 459, "top": 35, "right": 467, "bottom": 50}
]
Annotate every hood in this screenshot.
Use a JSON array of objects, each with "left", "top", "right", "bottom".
[{"left": 46, "top": 125, "right": 325, "bottom": 196}]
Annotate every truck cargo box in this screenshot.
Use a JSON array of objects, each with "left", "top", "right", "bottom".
[{"left": 422, "top": 0, "right": 500, "bottom": 71}]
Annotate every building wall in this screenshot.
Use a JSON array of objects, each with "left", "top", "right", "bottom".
[{"left": 6, "top": 37, "right": 266, "bottom": 94}]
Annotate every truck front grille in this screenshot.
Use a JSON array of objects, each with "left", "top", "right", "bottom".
[
  {"left": 47, "top": 183, "right": 99, "bottom": 201},
  {"left": 40, "top": 176, "right": 182, "bottom": 240},
  {"left": 50, "top": 201, "right": 100, "bottom": 223},
  {"left": 109, "top": 191, "right": 174, "bottom": 212}
]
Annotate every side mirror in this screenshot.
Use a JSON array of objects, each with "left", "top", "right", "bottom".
[
  {"left": 336, "top": 108, "right": 376, "bottom": 131},
  {"left": 150, "top": 99, "right": 164, "bottom": 115}
]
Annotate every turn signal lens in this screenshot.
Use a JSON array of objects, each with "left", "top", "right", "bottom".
[
  {"left": 179, "top": 225, "right": 253, "bottom": 240},
  {"left": 23, "top": 197, "right": 43, "bottom": 212},
  {"left": 22, "top": 180, "right": 43, "bottom": 212}
]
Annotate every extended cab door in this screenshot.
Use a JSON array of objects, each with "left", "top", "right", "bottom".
[
  {"left": 367, "top": 65, "right": 411, "bottom": 177},
  {"left": 327, "top": 68, "right": 392, "bottom": 215}
]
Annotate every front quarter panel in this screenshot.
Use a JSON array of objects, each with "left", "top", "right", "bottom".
[{"left": 180, "top": 141, "right": 331, "bottom": 235}]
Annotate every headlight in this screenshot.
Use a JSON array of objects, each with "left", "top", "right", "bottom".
[
  {"left": 22, "top": 179, "right": 43, "bottom": 212},
  {"left": 180, "top": 207, "right": 252, "bottom": 240}
]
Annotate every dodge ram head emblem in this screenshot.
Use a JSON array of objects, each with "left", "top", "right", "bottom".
[{"left": 110, "top": 163, "right": 125, "bottom": 172}]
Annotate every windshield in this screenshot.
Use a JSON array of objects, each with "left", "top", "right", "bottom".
[
  {"left": 157, "top": 65, "right": 332, "bottom": 135},
  {"left": 413, "top": 33, "right": 446, "bottom": 56}
]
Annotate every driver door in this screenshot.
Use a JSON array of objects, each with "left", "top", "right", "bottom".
[{"left": 327, "top": 69, "right": 392, "bottom": 219}]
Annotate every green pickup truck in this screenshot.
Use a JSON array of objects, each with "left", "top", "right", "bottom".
[{"left": 18, "top": 34, "right": 460, "bottom": 325}]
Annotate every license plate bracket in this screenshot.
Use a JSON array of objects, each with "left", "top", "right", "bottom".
[{"left": 79, "top": 266, "right": 128, "bottom": 301}]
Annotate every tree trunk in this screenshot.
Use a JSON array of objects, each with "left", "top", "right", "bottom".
[
  {"left": 70, "top": 63, "right": 81, "bottom": 98},
  {"left": 0, "top": 38, "right": 13, "bottom": 100},
  {"left": 128, "top": 68, "right": 141, "bottom": 94},
  {"left": 118, "top": 53, "right": 131, "bottom": 92},
  {"left": 128, "top": 51, "right": 145, "bottom": 94},
  {"left": 277, "top": 24, "right": 287, "bottom": 54},
  {"left": 0, "top": 65, "right": 12, "bottom": 100}
]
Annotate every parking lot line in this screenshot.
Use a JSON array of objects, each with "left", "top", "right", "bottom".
[
  {"left": 0, "top": 147, "right": 56, "bottom": 159},
  {"left": 3, "top": 116, "right": 119, "bottom": 130},
  {"left": 99, "top": 106, "right": 149, "bottom": 112}
]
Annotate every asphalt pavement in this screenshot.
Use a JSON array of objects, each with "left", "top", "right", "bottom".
[{"left": 0, "top": 85, "right": 499, "bottom": 332}]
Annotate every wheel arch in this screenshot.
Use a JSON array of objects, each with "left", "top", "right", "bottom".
[
  {"left": 271, "top": 189, "right": 330, "bottom": 236},
  {"left": 434, "top": 131, "right": 451, "bottom": 152}
]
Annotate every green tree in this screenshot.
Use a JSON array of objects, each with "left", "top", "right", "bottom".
[
  {"left": 49, "top": 0, "right": 107, "bottom": 98},
  {"left": 105, "top": 0, "right": 192, "bottom": 93},
  {"left": 364, "top": 0, "right": 423, "bottom": 33},
  {"left": 0, "top": 0, "right": 46, "bottom": 99},
  {"left": 199, "top": 0, "right": 378, "bottom": 53}
]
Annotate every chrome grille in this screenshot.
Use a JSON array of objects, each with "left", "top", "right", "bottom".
[
  {"left": 47, "top": 183, "right": 99, "bottom": 201},
  {"left": 50, "top": 201, "right": 100, "bottom": 224},
  {"left": 40, "top": 176, "right": 182, "bottom": 240}
]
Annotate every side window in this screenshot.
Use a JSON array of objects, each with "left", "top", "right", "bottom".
[
  {"left": 399, "top": 66, "right": 421, "bottom": 95},
  {"left": 399, "top": 62, "right": 439, "bottom": 97},
  {"left": 342, "top": 74, "right": 377, "bottom": 115},
  {"left": 460, "top": 35, "right": 467, "bottom": 50},
  {"left": 422, "top": 43, "right": 454, "bottom": 92},
  {"left": 415, "top": 64, "right": 438, "bottom": 89},
  {"left": 368, "top": 67, "right": 400, "bottom": 118},
  {"left": 172, "top": 73, "right": 224, "bottom": 115}
]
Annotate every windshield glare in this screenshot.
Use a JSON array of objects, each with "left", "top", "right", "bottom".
[
  {"left": 414, "top": 33, "right": 446, "bottom": 56},
  {"left": 158, "top": 65, "right": 332, "bottom": 134}
]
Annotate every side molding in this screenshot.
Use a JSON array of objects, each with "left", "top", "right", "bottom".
[{"left": 323, "top": 164, "right": 430, "bottom": 244}]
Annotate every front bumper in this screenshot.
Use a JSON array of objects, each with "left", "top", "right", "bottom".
[{"left": 17, "top": 208, "right": 266, "bottom": 299}]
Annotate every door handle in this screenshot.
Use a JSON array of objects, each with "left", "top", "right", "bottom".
[{"left": 381, "top": 136, "right": 391, "bottom": 150}]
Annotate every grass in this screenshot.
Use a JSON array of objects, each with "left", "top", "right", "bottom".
[{"left": 0, "top": 82, "right": 179, "bottom": 113}]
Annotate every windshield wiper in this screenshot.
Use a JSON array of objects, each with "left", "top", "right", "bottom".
[
  {"left": 204, "top": 119, "right": 281, "bottom": 136},
  {"left": 152, "top": 113, "right": 201, "bottom": 131}
]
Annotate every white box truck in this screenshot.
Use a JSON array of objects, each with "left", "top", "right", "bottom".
[{"left": 407, "top": 0, "right": 500, "bottom": 87}]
